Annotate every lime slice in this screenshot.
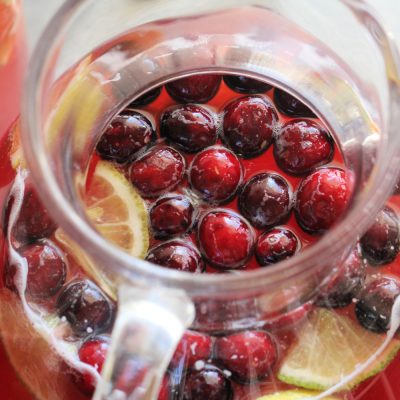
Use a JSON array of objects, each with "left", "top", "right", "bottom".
[
  {"left": 257, "top": 389, "right": 340, "bottom": 399},
  {"left": 278, "top": 309, "right": 400, "bottom": 391},
  {"left": 84, "top": 160, "right": 149, "bottom": 258}
]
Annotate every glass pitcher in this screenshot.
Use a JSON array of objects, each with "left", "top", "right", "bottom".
[{"left": 1, "top": 0, "right": 400, "bottom": 399}]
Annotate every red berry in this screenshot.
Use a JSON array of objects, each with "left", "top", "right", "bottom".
[
  {"left": 13, "top": 182, "right": 57, "bottom": 242},
  {"left": 171, "top": 330, "right": 212, "bottom": 369},
  {"left": 239, "top": 173, "right": 292, "bottom": 229},
  {"left": 355, "top": 276, "right": 400, "bottom": 333},
  {"left": 183, "top": 367, "right": 232, "bottom": 400},
  {"left": 97, "top": 110, "right": 154, "bottom": 163},
  {"left": 263, "top": 303, "right": 313, "bottom": 331},
  {"left": 77, "top": 336, "right": 110, "bottom": 393},
  {"left": 130, "top": 146, "right": 185, "bottom": 197},
  {"left": 158, "top": 375, "right": 170, "bottom": 400},
  {"left": 255, "top": 228, "right": 299, "bottom": 266},
  {"left": 5, "top": 240, "right": 67, "bottom": 299},
  {"left": 129, "top": 87, "right": 162, "bottom": 107},
  {"left": 274, "top": 88, "right": 316, "bottom": 118},
  {"left": 56, "top": 280, "right": 115, "bottom": 336},
  {"left": 197, "top": 210, "right": 254, "bottom": 269},
  {"left": 274, "top": 120, "right": 334, "bottom": 175},
  {"left": 114, "top": 355, "right": 149, "bottom": 395},
  {"left": 361, "top": 207, "right": 399, "bottom": 265},
  {"left": 223, "top": 75, "right": 272, "bottom": 94},
  {"left": 223, "top": 96, "right": 278, "bottom": 157},
  {"left": 146, "top": 240, "right": 204, "bottom": 273},
  {"left": 161, "top": 105, "right": 217, "bottom": 153},
  {"left": 316, "top": 245, "right": 366, "bottom": 308},
  {"left": 189, "top": 147, "right": 242, "bottom": 204},
  {"left": 166, "top": 74, "right": 221, "bottom": 103},
  {"left": 150, "top": 195, "right": 195, "bottom": 239},
  {"left": 214, "top": 330, "right": 277, "bottom": 383},
  {"left": 295, "top": 168, "right": 354, "bottom": 234}
]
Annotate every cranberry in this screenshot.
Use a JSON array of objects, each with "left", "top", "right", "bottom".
[
  {"left": 316, "top": 245, "right": 366, "bottom": 308},
  {"left": 355, "top": 276, "right": 400, "bottom": 333},
  {"left": 214, "top": 330, "right": 277, "bottom": 383},
  {"left": 96, "top": 110, "right": 154, "bottom": 163},
  {"left": 5, "top": 240, "right": 67, "bottom": 299},
  {"left": 223, "top": 75, "right": 272, "bottom": 94},
  {"left": 13, "top": 182, "right": 57, "bottom": 242},
  {"left": 170, "top": 330, "right": 212, "bottom": 369},
  {"left": 360, "top": 207, "right": 400, "bottom": 265},
  {"left": 222, "top": 96, "right": 278, "bottom": 157},
  {"left": 146, "top": 240, "right": 204, "bottom": 273},
  {"left": 56, "top": 280, "right": 115, "bottom": 336},
  {"left": 77, "top": 336, "right": 110, "bottom": 393},
  {"left": 150, "top": 195, "right": 195, "bottom": 239},
  {"left": 166, "top": 74, "right": 221, "bottom": 103},
  {"left": 273, "top": 120, "right": 334, "bottom": 175},
  {"left": 182, "top": 367, "right": 232, "bottom": 400},
  {"left": 189, "top": 147, "right": 242, "bottom": 204},
  {"left": 263, "top": 303, "right": 313, "bottom": 331},
  {"left": 161, "top": 105, "right": 217, "bottom": 153},
  {"left": 130, "top": 146, "right": 185, "bottom": 197},
  {"left": 273, "top": 88, "right": 316, "bottom": 118},
  {"left": 295, "top": 168, "right": 354, "bottom": 234},
  {"left": 197, "top": 210, "right": 254, "bottom": 269},
  {"left": 239, "top": 173, "right": 292, "bottom": 229},
  {"left": 129, "top": 87, "right": 162, "bottom": 107},
  {"left": 255, "top": 228, "right": 299, "bottom": 266},
  {"left": 114, "top": 355, "right": 149, "bottom": 395},
  {"left": 158, "top": 375, "right": 170, "bottom": 400}
]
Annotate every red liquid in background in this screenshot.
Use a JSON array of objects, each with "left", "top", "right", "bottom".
[{"left": 1, "top": 75, "right": 400, "bottom": 399}]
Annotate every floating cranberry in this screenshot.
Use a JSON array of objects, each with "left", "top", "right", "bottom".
[
  {"left": 239, "top": 173, "right": 292, "bottom": 229},
  {"left": 182, "top": 367, "right": 232, "bottom": 400},
  {"left": 161, "top": 104, "right": 217, "bottom": 153},
  {"left": 197, "top": 210, "right": 254, "bottom": 269},
  {"left": 274, "top": 120, "right": 334, "bottom": 175},
  {"left": 150, "top": 195, "right": 195, "bottom": 239},
  {"left": 223, "top": 96, "right": 278, "bottom": 157},
  {"left": 13, "top": 182, "right": 57, "bottom": 242},
  {"left": 129, "top": 87, "right": 162, "bottom": 107},
  {"left": 166, "top": 74, "right": 221, "bottom": 103},
  {"left": 114, "top": 355, "right": 149, "bottom": 395},
  {"left": 130, "top": 146, "right": 185, "bottom": 197},
  {"left": 13, "top": 240, "right": 66, "bottom": 298},
  {"left": 56, "top": 280, "right": 115, "bottom": 336},
  {"left": 146, "top": 240, "right": 204, "bottom": 273},
  {"left": 214, "top": 330, "right": 277, "bottom": 383},
  {"left": 295, "top": 168, "right": 354, "bottom": 234},
  {"left": 77, "top": 336, "right": 110, "bottom": 393},
  {"left": 97, "top": 110, "right": 154, "bottom": 163},
  {"left": 274, "top": 88, "right": 316, "bottom": 118},
  {"left": 158, "top": 375, "right": 170, "bottom": 400},
  {"left": 360, "top": 207, "right": 400, "bottom": 265},
  {"left": 263, "top": 303, "right": 313, "bottom": 331},
  {"left": 355, "top": 276, "right": 400, "bottom": 333},
  {"left": 189, "top": 147, "right": 242, "bottom": 204},
  {"left": 255, "top": 228, "right": 299, "bottom": 266},
  {"left": 316, "top": 245, "right": 366, "bottom": 308},
  {"left": 171, "top": 330, "right": 212, "bottom": 369},
  {"left": 223, "top": 75, "right": 272, "bottom": 94}
]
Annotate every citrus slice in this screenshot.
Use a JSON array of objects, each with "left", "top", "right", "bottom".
[
  {"left": 278, "top": 309, "right": 400, "bottom": 391},
  {"left": 84, "top": 160, "right": 149, "bottom": 258},
  {"left": 257, "top": 389, "right": 340, "bottom": 400},
  {"left": 0, "top": 0, "right": 18, "bottom": 65}
]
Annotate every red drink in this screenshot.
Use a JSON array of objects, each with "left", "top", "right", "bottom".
[{"left": 1, "top": 72, "right": 400, "bottom": 400}]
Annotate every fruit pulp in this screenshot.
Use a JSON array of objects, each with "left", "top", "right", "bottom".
[{"left": 0, "top": 70, "right": 400, "bottom": 400}]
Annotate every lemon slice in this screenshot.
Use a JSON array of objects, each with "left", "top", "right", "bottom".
[
  {"left": 84, "top": 160, "right": 149, "bottom": 258},
  {"left": 278, "top": 309, "right": 400, "bottom": 391},
  {"left": 257, "top": 390, "right": 340, "bottom": 400}
]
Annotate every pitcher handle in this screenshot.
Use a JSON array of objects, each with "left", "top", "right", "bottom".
[{"left": 93, "top": 284, "right": 195, "bottom": 400}]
